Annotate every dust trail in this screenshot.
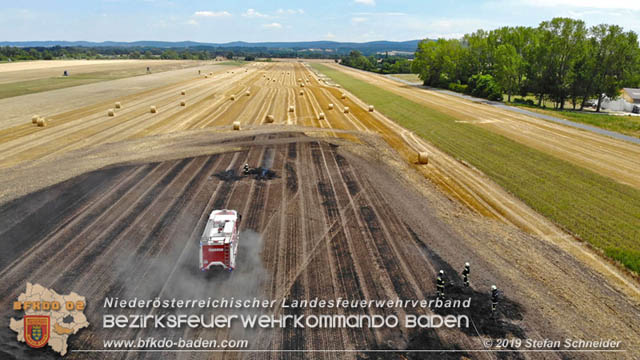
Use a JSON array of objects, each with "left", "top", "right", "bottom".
[
  {"left": 100, "top": 228, "right": 270, "bottom": 353},
  {"left": 261, "top": 148, "right": 274, "bottom": 170}
]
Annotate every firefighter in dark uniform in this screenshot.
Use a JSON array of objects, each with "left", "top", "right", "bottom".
[
  {"left": 436, "top": 270, "right": 445, "bottom": 298},
  {"left": 462, "top": 262, "right": 470, "bottom": 287},
  {"left": 491, "top": 285, "right": 499, "bottom": 316},
  {"left": 243, "top": 163, "right": 250, "bottom": 175}
]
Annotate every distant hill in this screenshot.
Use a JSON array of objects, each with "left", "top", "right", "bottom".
[{"left": 0, "top": 40, "right": 421, "bottom": 55}]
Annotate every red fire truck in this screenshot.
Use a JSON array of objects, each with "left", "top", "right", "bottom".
[{"left": 199, "top": 209, "right": 240, "bottom": 271}]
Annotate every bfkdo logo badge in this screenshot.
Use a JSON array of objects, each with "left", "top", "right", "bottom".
[
  {"left": 24, "top": 315, "right": 50, "bottom": 348},
  {"left": 10, "top": 283, "right": 90, "bottom": 356}
]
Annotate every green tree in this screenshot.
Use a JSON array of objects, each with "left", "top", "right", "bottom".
[
  {"left": 28, "top": 48, "right": 41, "bottom": 60},
  {"left": 494, "top": 43, "right": 523, "bottom": 102},
  {"left": 161, "top": 50, "right": 179, "bottom": 59},
  {"left": 462, "top": 30, "right": 491, "bottom": 76},
  {"left": 412, "top": 38, "right": 464, "bottom": 87},
  {"left": 587, "top": 25, "right": 639, "bottom": 111},
  {"left": 538, "top": 18, "right": 587, "bottom": 109}
]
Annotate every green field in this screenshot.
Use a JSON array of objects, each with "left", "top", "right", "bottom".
[
  {"left": 508, "top": 103, "right": 640, "bottom": 138},
  {"left": 312, "top": 63, "right": 640, "bottom": 274}
]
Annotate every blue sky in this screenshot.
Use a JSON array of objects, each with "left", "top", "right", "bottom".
[{"left": 1, "top": 0, "right": 639, "bottom": 42}]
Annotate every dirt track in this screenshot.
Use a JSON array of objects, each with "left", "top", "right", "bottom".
[{"left": 1, "top": 62, "right": 639, "bottom": 359}]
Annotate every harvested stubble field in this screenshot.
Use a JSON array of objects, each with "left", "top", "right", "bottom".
[
  {"left": 312, "top": 63, "right": 640, "bottom": 275},
  {"left": 0, "top": 61, "right": 639, "bottom": 359}
]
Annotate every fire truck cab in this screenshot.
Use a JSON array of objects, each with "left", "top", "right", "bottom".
[{"left": 199, "top": 209, "right": 240, "bottom": 271}]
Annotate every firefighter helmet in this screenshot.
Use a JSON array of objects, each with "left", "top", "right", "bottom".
[{"left": 491, "top": 285, "right": 497, "bottom": 290}]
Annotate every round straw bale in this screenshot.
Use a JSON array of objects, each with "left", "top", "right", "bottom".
[
  {"left": 204, "top": 75, "right": 208, "bottom": 78},
  {"left": 32, "top": 115, "right": 39, "bottom": 124},
  {"left": 368, "top": 105, "right": 374, "bottom": 112},
  {"left": 150, "top": 106, "right": 157, "bottom": 113},
  {"left": 328, "top": 103, "right": 334, "bottom": 110},
  {"left": 232, "top": 121, "right": 241, "bottom": 130},
  {"left": 299, "top": 90, "right": 304, "bottom": 95},
  {"left": 265, "top": 115, "right": 274, "bottom": 123},
  {"left": 300, "top": 83, "right": 305, "bottom": 88},
  {"left": 37, "top": 117, "right": 47, "bottom": 127},
  {"left": 343, "top": 107, "right": 350, "bottom": 113},
  {"left": 181, "top": 90, "right": 186, "bottom": 95},
  {"left": 341, "top": 93, "right": 346, "bottom": 99},
  {"left": 245, "top": 91, "right": 250, "bottom": 96},
  {"left": 318, "top": 112, "right": 325, "bottom": 120},
  {"left": 180, "top": 100, "right": 186, "bottom": 106},
  {"left": 115, "top": 101, "right": 122, "bottom": 109},
  {"left": 108, "top": 109, "right": 115, "bottom": 117},
  {"left": 230, "top": 95, "right": 236, "bottom": 101},
  {"left": 418, "top": 152, "right": 429, "bottom": 164},
  {"left": 288, "top": 105, "right": 295, "bottom": 112}
]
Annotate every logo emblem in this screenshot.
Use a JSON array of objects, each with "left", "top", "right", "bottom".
[{"left": 24, "top": 315, "right": 50, "bottom": 348}]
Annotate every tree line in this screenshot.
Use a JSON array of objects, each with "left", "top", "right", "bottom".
[
  {"left": 0, "top": 46, "right": 342, "bottom": 63},
  {"left": 412, "top": 17, "right": 640, "bottom": 111},
  {"left": 339, "top": 50, "right": 412, "bottom": 74}
]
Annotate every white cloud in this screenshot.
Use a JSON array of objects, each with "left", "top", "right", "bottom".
[
  {"left": 358, "top": 30, "right": 378, "bottom": 41},
  {"left": 403, "top": 17, "right": 503, "bottom": 39},
  {"left": 186, "top": 19, "right": 198, "bottom": 25},
  {"left": 568, "top": 9, "right": 623, "bottom": 18},
  {"left": 243, "top": 9, "right": 268, "bottom": 18},
  {"left": 193, "top": 11, "right": 231, "bottom": 17},
  {"left": 351, "top": 17, "right": 367, "bottom": 23},
  {"left": 276, "top": 8, "right": 304, "bottom": 15},
  {"left": 354, "top": 0, "right": 376, "bottom": 5},
  {"left": 354, "top": 12, "right": 407, "bottom": 16},
  {"left": 263, "top": 22, "right": 283, "bottom": 29},
  {"left": 520, "top": 0, "right": 640, "bottom": 10},
  {"left": 326, "top": 32, "right": 336, "bottom": 39}
]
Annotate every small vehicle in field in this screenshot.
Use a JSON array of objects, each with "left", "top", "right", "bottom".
[
  {"left": 199, "top": 209, "right": 240, "bottom": 271},
  {"left": 243, "top": 163, "right": 276, "bottom": 180}
]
